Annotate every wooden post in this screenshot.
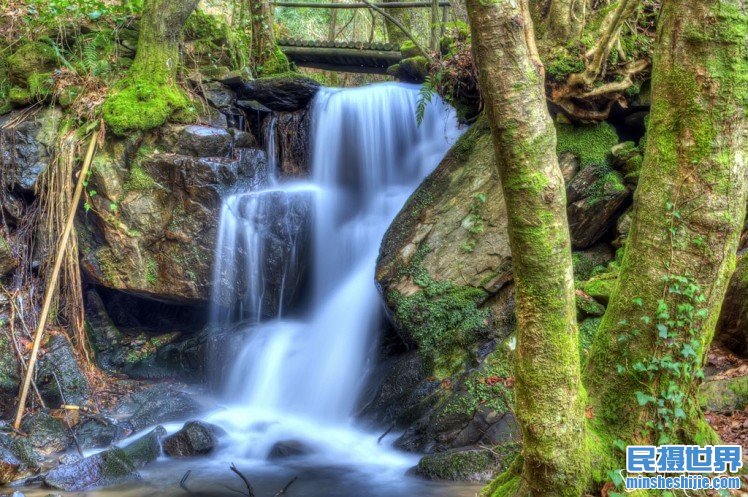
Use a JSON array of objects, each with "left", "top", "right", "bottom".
[{"left": 13, "top": 131, "right": 98, "bottom": 430}]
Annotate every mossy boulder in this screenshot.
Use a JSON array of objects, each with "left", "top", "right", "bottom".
[
  {"left": 387, "top": 55, "right": 430, "bottom": 83},
  {"left": 415, "top": 446, "right": 517, "bottom": 482},
  {"left": 377, "top": 116, "right": 512, "bottom": 375},
  {"left": 21, "top": 412, "right": 72, "bottom": 456},
  {"left": 0, "top": 234, "right": 16, "bottom": 278},
  {"left": 555, "top": 121, "right": 619, "bottom": 169},
  {"left": 0, "top": 328, "right": 20, "bottom": 396},
  {"left": 580, "top": 268, "right": 620, "bottom": 305},
  {"left": 7, "top": 42, "right": 58, "bottom": 85},
  {"left": 78, "top": 130, "right": 264, "bottom": 304},
  {"left": 37, "top": 334, "right": 91, "bottom": 407},
  {"left": 699, "top": 375, "right": 748, "bottom": 412},
  {"left": 0, "top": 433, "right": 42, "bottom": 484},
  {"left": 400, "top": 40, "right": 421, "bottom": 58}
]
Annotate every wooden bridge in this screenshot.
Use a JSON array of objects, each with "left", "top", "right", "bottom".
[{"left": 273, "top": 1, "right": 450, "bottom": 74}]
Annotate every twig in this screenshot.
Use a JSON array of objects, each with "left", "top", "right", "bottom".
[
  {"left": 230, "top": 463, "right": 255, "bottom": 497},
  {"left": 180, "top": 470, "right": 192, "bottom": 492},
  {"left": 377, "top": 423, "right": 395, "bottom": 444},
  {"left": 273, "top": 476, "right": 298, "bottom": 496},
  {"left": 13, "top": 129, "right": 98, "bottom": 430}
]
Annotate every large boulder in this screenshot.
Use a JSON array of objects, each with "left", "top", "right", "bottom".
[
  {"left": 42, "top": 426, "right": 165, "bottom": 491},
  {"left": 376, "top": 117, "right": 512, "bottom": 376},
  {"left": 79, "top": 131, "right": 268, "bottom": 304},
  {"left": 0, "top": 107, "right": 63, "bottom": 193},
  {"left": 415, "top": 446, "right": 516, "bottom": 482},
  {"left": 37, "top": 334, "right": 91, "bottom": 407},
  {"left": 21, "top": 412, "right": 72, "bottom": 455},
  {"left": 716, "top": 254, "right": 748, "bottom": 356},
  {"left": 0, "top": 235, "right": 16, "bottom": 277},
  {"left": 0, "top": 434, "right": 41, "bottom": 484},
  {"left": 115, "top": 383, "right": 206, "bottom": 431},
  {"left": 699, "top": 375, "right": 748, "bottom": 412},
  {"left": 264, "top": 110, "right": 311, "bottom": 177},
  {"left": 227, "top": 73, "right": 321, "bottom": 112},
  {"left": 0, "top": 326, "right": 20, "bottom": 398}
]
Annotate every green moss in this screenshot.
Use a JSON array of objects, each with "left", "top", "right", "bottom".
[
  {"left": 578, "top": 317, "right": 602, "bottom": 367},
  {"left": 545, "top": 47, "right": 585, "bottom": 82},
  {"left": 7, "top": 41, "right": 58, "bottom": 84},
  {"left": 258, "top": 46, "right": 291, "bottom": 76},
  {"left": 125, "top": 162, "right": 158, "bottom": 192},
  {"left": 453, "top": 115, "right": 490, "bottom": 161},
  {"left": 555, "top": 122, "right": 619, "bottom": 168},
  {"left": 580, "top": 269, "right": 619, "bottom": 305},
  {"left": 103, "top": 78, "right": 194, "bottom": 136},
  {"left": 417, "top": 447, "right": 517, "bottom": 481},
  {"left": 8, "top": 86, "right": 32, "bottom": 106},
  {"left": 146, "top": 258, "right": 158, "bottom": 286},
  {"left": 400, "top": 40, "right": 420, "bottom": 58}
]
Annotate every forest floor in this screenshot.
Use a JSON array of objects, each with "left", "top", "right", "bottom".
[{"left": 705, "top": 345, "right": 748, "bottom": 450}]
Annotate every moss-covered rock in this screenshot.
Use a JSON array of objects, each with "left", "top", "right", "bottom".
[
  {"left": 416, "top": 446, "right": 517, "bottom": 482},
  {"left": 0, "top": 328, "right": 20, "bottom": 396},
  {"left": 377, "top": 116, "right": 512, "bottom": 375},
  {"left": 7, "top": 41, "right": 58, "bottom": 85},
  {"left": 580, "top": 268, "right": 620, "bottom": 305},
  {"left": 0, "top": 234, "right": 16, "bottom": 277},
  {"left": 386, "top": 55, "right": 430, "bottom": 83},
  {"left": 225, "top": 72, "right": 320, "bottom": 112},
  {"left": 555, "top": 121, "right": 619, "bottom": 168},
  {"left": 37, "top": 334, "right": 91, "bottom": 407},
  {"left": 400, "top": 40, "right": 421, "bottom": 58},
  {"left": 699, "top": 375, "right": 748, "bottom": 412}
]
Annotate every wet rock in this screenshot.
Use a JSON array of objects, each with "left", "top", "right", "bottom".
[
  {"left": 0, "top": 328, "right": 20, "bottom": 397},
  {"left": 415, "top": 447, "right": 515, "bottom": 482},
  {"left": 716, "top": 255, "right": 748, "bottom": 357},
  {"left": 179, "top": 126, "right": 232, "bottom": 158},
  {"left": 268, "top": 440, "right": 312, "bottom": 460},
  {"left": 21, "top": 412, "right": 72, "bottom": 455},
  {"left": 79, "top": 135, "right": 266, "bottom": 303},
  {"left": 201, "top": 81, "right": 237, "bottom": 111},
  {"left": 613, "top": 209, "right": 632, "bottom": 248},
  {"left": 265, "top": 110, "right": 311, "bottom": 177},
  {"left": 0, "top": 433, "right": 41, "bottom": 484},
  {"left": 118, "top": 384, "right": 205, "bottom": 431},
  {"left": 42, "top": 426, "right": 165, "bottom": 491},
  {"left": 74, "top": 417, "right": 126, "bottom": 450},
  {"left": 575, "top": 290, "right": 606, "bottom": 319},
  {"left": 227, "top": 74, "right": 321, "bottom": 112},
  {"left": 699, "top": 376, "right": 748, "bottom": 412},
  {"left": 37, "top": 335, "right": 91, "bottom": 407},
  {"left": 387, "top": 56, "right": 429, "bottom": 84},
  {"left": 162, "top": 421, "right": 219, "bottom": 457},
  {"left": 84, "top": 290, "right": 123, "bottom": 372},
  {"left": 0, "top": 108, "right": 63, "bottom": 193},
  {"left": 566, "top": 165, "right": 631, "bottom": 249}
]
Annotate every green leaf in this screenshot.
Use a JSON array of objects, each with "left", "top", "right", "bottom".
[{"left": 657, "top": 323, "right": 668, "bottom": 338}]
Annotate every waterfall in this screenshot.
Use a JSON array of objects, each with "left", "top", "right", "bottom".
[{"left": 207, "top": 83, "right": 462, "bottom": 465}]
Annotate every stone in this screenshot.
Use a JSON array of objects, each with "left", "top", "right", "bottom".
[
  {"left": 575, "top": 290, "right": 606, "bottom": 319},
  {"left": 581, "top": 269, "right": 619, "bottom": 305},
  {"left": 566, "top": 165, "right": 631, "bottom": 249},
  {"left": 0, "top": 235, "right": 16, "bottom": 277},
  {"left": 415, "top": 447, "right": 515, "bottom": 482},
  {"left": 118, "top": 384, "right": 205, "bottom": 431},
  {"left": 162, "top": 421, "right": 219, "bottom": 457},
  {"left": 201, "top": 82, "right": 236, "bottom": 110},
  {"left": 179, "top": 125, "right": 232, "bottom": 158},
  {"left": 559, "top": 151, "right": 580, "bottom": 183},
  {"left": 267, "top": 440, "right": 312, "bottom": 460},
  {"left": 572, "top": 243, "right": 615, "bottom": 281},
  {"left": 37, "top": 335, "right": 91, "bottom": 407},
  {"left": 699, "top": 376, "right": 748, "bottom": 412},
  {"left": 0, "top": 328, "right": 20, "bottom": 396},
  {"left": 0, "top": 433, "right": 41, "bottom": 484},
  {"left": 266, "top": 110, "right": 311, "bottom": 177},
  {"left": 74, "top": 417, "right": 126, "bottom": 450},
  {"left": 716, "top": 255, "right": 748, "bottom": 357},
  {"left": 79, "top": 136, "right": 268, "bottom": 304},
  {"left": 21, "top": 412, "right": 72, "bottom": 455},
  {"left": 226, "top": 74, "right": 321, "bottom": 112},
  {"left": 42, "top": 426, "right": 165, "bottom": 491},
  {"left": 386, "top": 56, "right": 429, "bottom": 84},
  {"left": 0, "top": 108, "right": 63, "bottom": 193}
]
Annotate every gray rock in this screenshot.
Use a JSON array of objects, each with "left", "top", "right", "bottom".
[
  {"left": 119, "top": 384, "right": 204, "bottom": 431},
  {"left": 0, "top": 108, "right": 63, "bottom": 193},
  {"left": 699, "top": 376, "right": 748, "bottom": 412},
  {"left": 415, "top": 446, "right": 516, "bottom": 482},
  {"left": 37, "top": 335, "right": 91, "bottom": 407},
  {"left": 559, "top": 151, "right": 580, "bottom": 184},
  {"left": 162, "top": 421, "right": 219, "bottom": 457},
  {"left": 201, "top": 82, "right": 236, "bottom": 110},
  {"left": 0, "top": 328, "right": 20, "bottom": 396},
  {"left": 179, "top": 126, "right": 232, "bottom": 158},
  {"left": 74, "top": 417, "right": 126, "bottom": 450},
  {"left": 0, "top": 235, "right": 16, "bottom": 278},
  {"left": 716, "top": 254, "right": 748, "bottom": 357},
  {"left": 21, "top": 412, "right": 72, "bottom": 455},
  {"left": 0, "top": 433, "right": 41, "bottom": 484}
]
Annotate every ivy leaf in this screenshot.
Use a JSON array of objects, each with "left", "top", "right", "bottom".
[
  {"left": 635, "top": 391, "right": 655, "bottom": 406},
  {"left": 657, "top": 323, "right": 669, "bottom": 338},
  {"left": 681, "top": 344, "right": 696, "bottom": 358}
]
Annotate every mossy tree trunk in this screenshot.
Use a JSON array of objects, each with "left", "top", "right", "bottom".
[
  {"left": 534, "top": 0, "right": 586, "bottom": 42},
  {"left": 103, "top": 0, "right": 198, "bottom": 135},
  {"left": 584, "top": 0, "right": 747, "bottom": 471},
  {"left": 465, "top": 0, "right": 588, "bottom": 495},
  {"left": 249, "top": 0, "right": 278, "bottom": 69},
  {"left": 131, "top": 0, "right": 199, "bottom": 84},
  {"left": 383, "top": 0, "right": 414, "bottom": 46}
]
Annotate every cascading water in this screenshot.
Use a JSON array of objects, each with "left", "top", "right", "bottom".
[{"left": 206, "top": 83, "right": 462, "bottom": 473}]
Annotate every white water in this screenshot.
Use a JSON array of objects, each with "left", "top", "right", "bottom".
[{"left": 207, "top": 83, "right": 462, "bottom": 471}]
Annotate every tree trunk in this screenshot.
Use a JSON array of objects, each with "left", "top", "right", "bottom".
[
  {"left": 250, "top": 0, "right": 289, "bottom": 74},
  {"left": 131, "top": 0, "right": 199, "bottom": 83},
  {"left": 584, "top": 0, "right": 747, "bottom": 463},
  {"left": 382, "top": 0, "right": 414, "bottom": 46},
  {"left": 465, "top": 0, "right": 588, "bottom": 495}
]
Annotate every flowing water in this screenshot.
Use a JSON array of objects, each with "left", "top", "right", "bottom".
[{"left": 18, "top": 83, "right": 478, "bottom": 497}]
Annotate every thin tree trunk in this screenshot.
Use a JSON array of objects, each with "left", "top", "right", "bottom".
[
  {"left": 465, "top": 0, "right": 588, "bottom": 495},
  {"left": 544, "top": 0, "right": 585, "bottom": 42},
  {"left": 430, "top": 0, "right": 440, "bottom": 51},
  {"left": 382, "top": 0, "right": 413, "bottom": 45},
  {"left": 585, "top": 0, "right": 747, "bottom": 474},
  {"left": 249, "top": 0, "right": 279, "bottom": 69}
]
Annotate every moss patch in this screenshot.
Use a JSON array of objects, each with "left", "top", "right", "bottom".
[{"left": 555, "top": 122, "right": 619, "bottom": 168}]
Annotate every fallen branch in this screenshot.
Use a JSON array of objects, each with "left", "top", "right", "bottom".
[
  {"left": 13, "top": 129, "right": 98, "bottom": 430},
  {"left": 273, "top": 476, "right": 298, "bottom": 497},
  {"left": 230, "top": 463, "right": 256, "bottom": 497},
  {"left": 377, "top": 423, "right": 395, "bottom": 444},
  {"left": 180, "top": 470, "right": 192, "bottom": 492},
  {"left": 360, "top": 0, "right": 429, "bottom": 58}
]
